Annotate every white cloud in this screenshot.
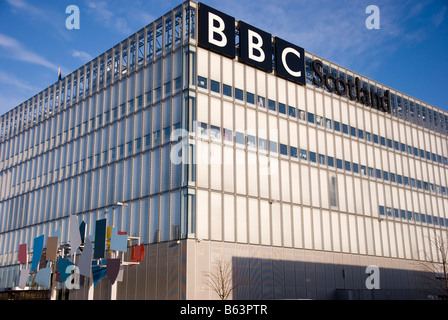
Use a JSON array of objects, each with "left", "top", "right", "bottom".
[
  {"left": 114, "top": 17, "right": 133, "bottom": 35},
  {"left": 0, "top": 70, "right": 37, "bottom": 92},
  {"left": 6, "top": 0, "right": 41, "bottom": 15},
  {"left": 0, "top": 33, "right": 59, "bottom": 72},
  {"left": 0, "top": 34, "right": 20, "bottom": 48},
  {"left": 6, "top": 0, "right": 71, "bottom": 41},
  {"left": 0, "top": 70, "right": 40, "bottom": 113},
  {"left": 87, "top": 1, "right": 132, "bottom": 34},
  {"left": 87, "top": 1, "right": 113, "bottom": 20},
  {"left": 433, "top": 6, "right": 447, "bottom": 27},
  {"left": 72, "top": 50, "right": 93, "bottom": 62},
  {"left": 203, "top": 0, "right": 440, "bottom": 73},
  {"left": 85, "top": 0, "right": 156, "bottom": 35}
]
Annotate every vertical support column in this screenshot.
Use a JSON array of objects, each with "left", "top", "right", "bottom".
[
  {"left": 110, "top": 281, "right": 118, "bottom": 300},
  {"left": 50, "top": 272, "right": 58, "bottom": 300},
  {"left": 87, "top": 278, "right": 94, "bottom": 300}
]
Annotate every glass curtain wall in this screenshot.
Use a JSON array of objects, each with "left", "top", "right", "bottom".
[
  {"left": 193, "top": 45, "right": 448, "bottom": 262},
  {"left": 0, "top": 2, "right": 198, "bottom": 289}
]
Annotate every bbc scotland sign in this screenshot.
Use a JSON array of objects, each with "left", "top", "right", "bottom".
[
  {"left": 198, "top": 3, "right": 306, "bottom": 86},
  {"left": 197, "top": 3, "right": 391, "bottom": 114}
]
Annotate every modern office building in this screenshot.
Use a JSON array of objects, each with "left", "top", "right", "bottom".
[{"left": 0, "top": 1, "right": 447, "bottom": 300}]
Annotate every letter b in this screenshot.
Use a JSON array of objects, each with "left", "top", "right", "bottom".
[
  {"left": 198, "top": 3, "right": 235, "bottom": 58},
  {"left": 239, "top": 21, "right": 272, "bottom": 72},
  {"left": 248, "top": 30, "right": 265, "bottom": 63},
  {"left": 208, "top": 12, "right": 227, "bottom": 47}
]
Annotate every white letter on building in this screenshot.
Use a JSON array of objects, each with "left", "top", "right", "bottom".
[
  {"left": 281, "top": 48, "right": 302, "bottom": 78},
  {"left": 65, "top": 265, "right": 80, "bottom": 290},
  {"left": 66, "top": 5, "right": 80, "bottom": 30},
  {"left": 365, "top": 5, "right": 380, "bottom": 30},
  {"left": 208, "top": 12, "right": 227, "bottom": 47},
  {"left": 248, "top": 30, "right": 265, "bottom": 63},
  {"left": 365, "top": 265, "right": 380, "bottom": 289}
]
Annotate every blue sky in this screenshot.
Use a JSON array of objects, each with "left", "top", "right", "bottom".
[{"left": 0, "top": 0, "right": 447, "bottom": 116}]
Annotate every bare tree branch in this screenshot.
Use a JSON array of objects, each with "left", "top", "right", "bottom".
[
  {"left": 203, "top": 256, "right": 241, "bottom": 300},
  {"left": 417, "top": 230, "right": 448, "bottom": 298}
]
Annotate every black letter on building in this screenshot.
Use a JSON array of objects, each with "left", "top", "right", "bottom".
[
  {"left": 361, "top": 88, "right": 370, "bottom": 106},
  {"left": 325, "top": 74, "right": 335, "bottom": 93},
  {"left": 239, "top": 21, "right": 272, "bottom": 72},
  {"left": 312, "top": 59, "right": 324, "bottom": 87},
  {"left": 370, "top": 91, "right": 380, "bottom": 110},
  {"left": 381, "top": 90, "right": 391, "bottom": 113},
  {"left": 198, "top": 3, "right": 235, "bottom": 59},
  {"left": 335, "top": 78, "right": 347, "bottom": 96},
  {"left": 347, "top": 80, "right": 356, "bottom": 101}
]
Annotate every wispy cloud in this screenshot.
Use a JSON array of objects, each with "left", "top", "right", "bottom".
[
  {"left": 87, "top": 1, "right": 113, "bottom": 20},
  {"left": 432, "top": 6, "right": 447, "bottom": 27},
  {"left": 0, "top": 34, "right": 20, "bottom": 49},
  {"left": 72, "top": 50, "right": 93, "bottom": 63},
  {"left": 85, "top": 0, "right": 158, "bottom": 35},
  {"left": 86, "top": 1, "right": 132, "bottom": 34},
  {"left": 0, "top": 70, "right": 40, "bottom": 113},
  {"left": 0, "top": 70, "right": 38, "bottom": 92},
  {"left": 207, "top": 0, "right": 372, "bottom": 66},
  {"left": 0, "top": 34, "right": 59, "bottom": 72},
  {"left": 204, "top": 0, "right": 440, "bottom": 73},
  {"left": 6, "top": 0, "right": 70, "bottom": 41},
  {"left": 6, "top": 0, "right": 40, "bottom": 15}
]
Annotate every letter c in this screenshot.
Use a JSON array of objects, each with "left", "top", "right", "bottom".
[{"left": 281, "top": 47, "right": 302, "bottom": 78}]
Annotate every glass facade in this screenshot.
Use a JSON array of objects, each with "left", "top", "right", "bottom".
[
  {"left": 0, "top": 0, "right": 447, "bottom": 299},
  {"left": 193, "top": 34, "right": 448, "bottom": 260},
  {"left": 0, "top": 2, "right": 197, "bottom": 289}
]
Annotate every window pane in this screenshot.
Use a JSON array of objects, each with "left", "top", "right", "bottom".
[
  {"left": 290, "top": 146, "right": 298, "bottom": 158},
  {"left": 327, "top": 156, "right": 334, "bottom": 167},
  {"left": 235, "top": 132, "right": 245, "bottom": 144},
  {"left": 223, "top": 84, "right": 232, "bottom": 97},
  {"left": 280, "top": 144, "right": 288, "bottom": 155},
  {"left": 289, "top": 106, "right": 296, "bottom": 117},
  {"left": 337, "top": 159, "right": 343, "bottom": 169},
  {"left": 235, "top": 88, "right": 244, "bottom": 101},
  {"left": 246, "top": 92, "right": 255, "bottom": 104},
  {"left": 279, "top": 103, "right": 286, "bottom": 114},
  {"left": 334, "top": 121, "right": 340, "bottom": 131},
  {"left": 198, "top": 76, "right": 207, "bottom": 89},
  {"left": 308, "top": 112, "right": 314, "bottom": 123},
  {"left": 211, "top": 80, "right": 220, "bottom": 93},
  {"left": 258, "top": 138, "right": 267, "bottom": 150}
]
